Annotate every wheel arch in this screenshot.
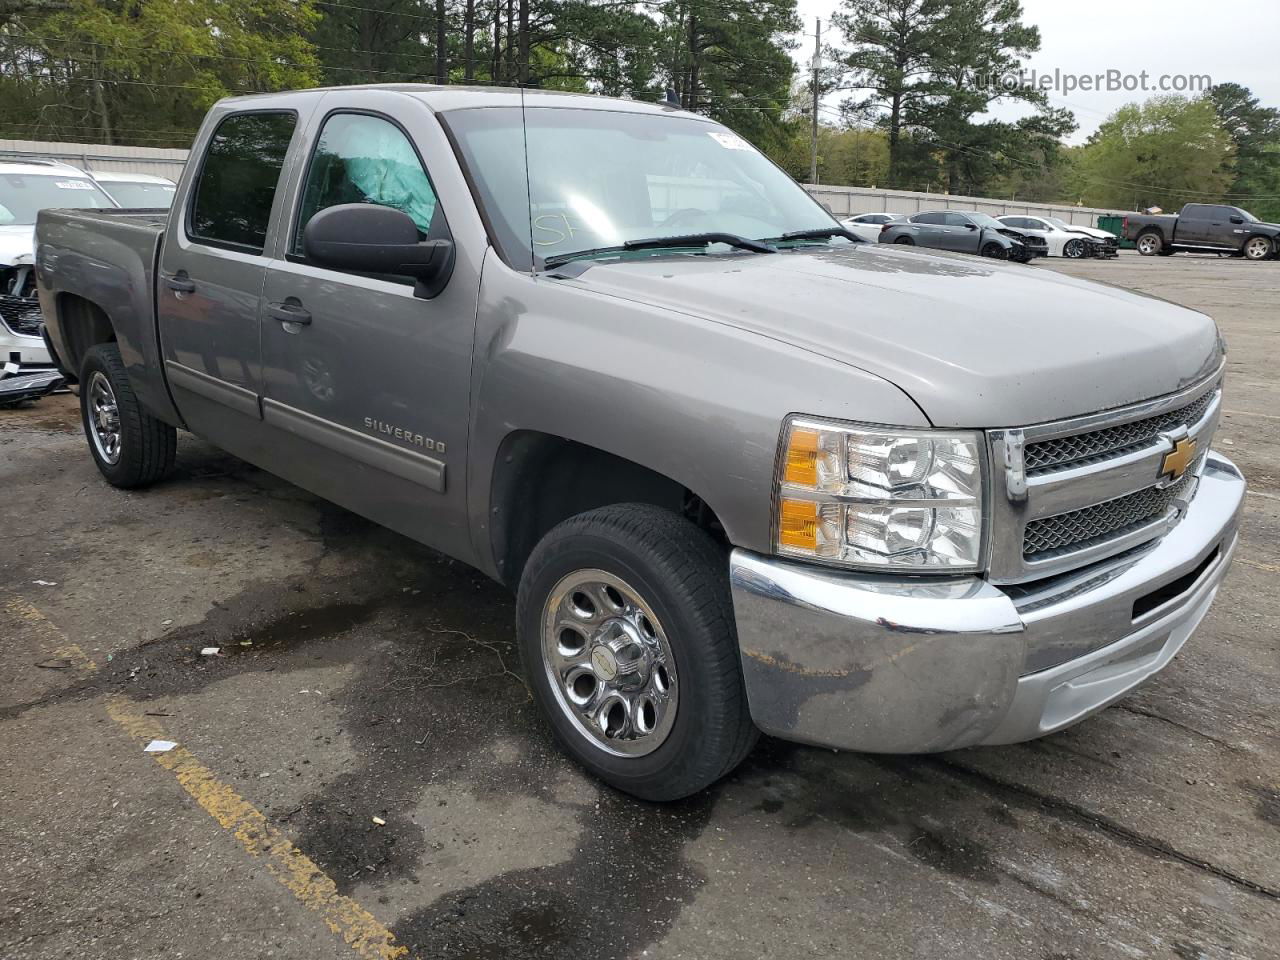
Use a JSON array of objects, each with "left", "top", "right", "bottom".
[
  {"left": 487, "top": 430, "right": 728, "bottom": 589},
  {"left": 52, "top": 293, "right": 116, "bottom": 381}
]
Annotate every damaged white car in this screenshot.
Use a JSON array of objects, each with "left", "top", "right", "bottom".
[{"left": 1, "top": 160, "right": 118, "bottom": 369}]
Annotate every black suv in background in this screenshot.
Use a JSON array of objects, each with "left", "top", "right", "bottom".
[{"left": 880, "top": 210, "right": 1048, "bottom": 262}]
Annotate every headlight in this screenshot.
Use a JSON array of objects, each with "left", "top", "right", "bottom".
[{"left": 774, "top": 417, "right": 984, "bottom": 572}]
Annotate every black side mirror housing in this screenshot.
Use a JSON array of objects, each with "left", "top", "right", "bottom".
[
  {"left": 965, "top": 223, "right": 978, "bottom": 230},
  {"left": 1230, "top": 215, "right": 1245, "bottom": 224},
  {"left": 303, "top": 203, "right": 455, "bottom": 299}
]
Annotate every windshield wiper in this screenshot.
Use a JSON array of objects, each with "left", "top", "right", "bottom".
[
  {"left": 771, "top": 227, "right": 863, "bottom": 244},
  {"left": 542, "top": 232, "right": 776, "bottom": 270}
]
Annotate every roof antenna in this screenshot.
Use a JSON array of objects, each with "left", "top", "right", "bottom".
[{"left": 664, "top": 88, "right": 680, "bottom": 108}]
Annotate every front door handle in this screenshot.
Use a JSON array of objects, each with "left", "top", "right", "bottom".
[
  {"left": 267, "top": 301, "right": 312, "bottom": 326},
  {"left": 163, "top": 272, "right": 195, "bottom": 293}
]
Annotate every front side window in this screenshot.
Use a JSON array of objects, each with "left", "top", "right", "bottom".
[
  {"left": 189, "top": 111, "right": 297, "bottom": 252},
  {"left": 0, "top": 173, "right": 115, "bottom": 225},
  {"left": 293, "top": 112, "right": 441, "bottom": 257},
  {"left": 944, "top": 212, "right": 973, "bottom": 227},
  {"left": 445, "top": 107, "right": 835, "bottom": 270}
]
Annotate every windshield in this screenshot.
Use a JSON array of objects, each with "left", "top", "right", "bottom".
[
  {"left": 1046, "top": 216, "right": 1072, "bottom": 229},
  {"left": 1235, "top": 208, "right": 1258, "bottom": 222},
  {"left": 98, "top": 180, "right": 176, "bottom": 208},
  {"left": 969, "top": 213, "right": 1005, "bottom": 229},
  {"left": 445, "top": 107, "right": 837, "bottom": 270},
  {"left": 0, "top": 173, "right": 116, "bottom": 225}
]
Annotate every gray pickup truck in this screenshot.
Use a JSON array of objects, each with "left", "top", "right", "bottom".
[
  {"left": 35, "top": 85, "right": 1245, "bottom": 801},
  {"left": 1125, "top": 203, "right": 1280, "bottom": 259}
]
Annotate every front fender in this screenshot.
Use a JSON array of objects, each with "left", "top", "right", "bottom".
[{"left": 464, "top": 254, "right": 929, "bottom": 579}]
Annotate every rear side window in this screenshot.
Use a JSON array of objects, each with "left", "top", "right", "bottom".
[
  {"left": 1182, "top": 205, "right": 1209, "bottom": 221},
  {"left": 912, "top": 212, "right": 944, "bottom": 224},
  {"left": 189, "top": 112, "right": 297, "bottom": 253}
]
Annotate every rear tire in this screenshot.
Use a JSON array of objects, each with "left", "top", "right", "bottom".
[
  {"left": 516, "top": 504, "right": 757, "bottom": 801},
  {"left": 79, "top": 343, "right": 176, "bottom": 488},
  {"left": 1136, "top": 231, "right": 1163, "bottom": 256},
  {"left": 894, "top": 236, "right": 915, "bottom": 245}
]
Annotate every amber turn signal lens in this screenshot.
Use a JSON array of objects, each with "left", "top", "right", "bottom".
[
  {"left": 784, "top": 428, "right": 821, "bottom": 486},
  {"left": 778, "top": 498, "right": 819, "bottom": 550}
]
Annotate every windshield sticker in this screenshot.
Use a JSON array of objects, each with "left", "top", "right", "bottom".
[
  {"left": 55, "top": 180, "right": 97, "bottom": 190},
  {"left": 707, "top": 131, "right": 752, "bottom": 151}
]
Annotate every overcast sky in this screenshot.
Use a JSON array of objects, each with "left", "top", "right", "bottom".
[{"left": 792, "top": 0, "right": 1280, "bottom": 143}]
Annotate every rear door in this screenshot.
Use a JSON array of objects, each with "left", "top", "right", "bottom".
[
  {"left": 256, "top": 92, "right": 481, "bottom": 559},
  {"left": 157, "top": 108, "right": 302, "bottom": 441},
  {"left": 907, "top": 212, "right": 947, "bottom": 248},
  {"left": 1176, "top": 205, "right": 1215, "bottom": 245}
]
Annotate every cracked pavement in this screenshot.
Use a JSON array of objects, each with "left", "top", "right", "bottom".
[{"left": 2, "top": 252, "right": 1278, "bottom": 960}]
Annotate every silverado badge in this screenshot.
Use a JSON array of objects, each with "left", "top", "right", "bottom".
[{"left": 1160, "top": 436, "right": 1197, "bottom": 483}]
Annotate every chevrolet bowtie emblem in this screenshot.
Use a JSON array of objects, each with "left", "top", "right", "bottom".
[{"left": 1160, "top": 436, "right": 1197, "bottom": 482}]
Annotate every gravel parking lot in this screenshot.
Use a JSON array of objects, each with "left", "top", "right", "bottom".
[{"left": 2, "top": 250, "right": 1277, "bottom": 960}]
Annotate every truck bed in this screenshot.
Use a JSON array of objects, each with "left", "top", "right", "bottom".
[{"left": 35, "top": 206, "right": 176, "bottom": 422}]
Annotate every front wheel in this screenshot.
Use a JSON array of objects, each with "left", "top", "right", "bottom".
[
  {"left": 981, "top": 241, "right": 1008, "bottom": 259},
  {"left": 79, "top": 343, "right": 176, "bottom": 488},
  {"left": 1243, "top": 236, "right": 1273, "bottom": 261},
  {"left": 516, "top": 504, "right": 757, "bottom": 801},
  {"left": 1063, "top": 238, "right": 1086, "bottom": 259}
]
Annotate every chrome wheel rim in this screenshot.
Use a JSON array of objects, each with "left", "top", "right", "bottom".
[
  {"left": 1064, "top": 239, "right": 1083, "bottom": 258},
  {"left": 541, "top": 569, "right": 678, "bottom": 757},
  {"left": 1245, "top": 237, "right": 1269, "bottom": 260},
  {"left": 1138, "top": 235, "right": 1158, "bottom": 255},
  {"left": 87, "top": 371, "right": 122, "bottom": 465}
]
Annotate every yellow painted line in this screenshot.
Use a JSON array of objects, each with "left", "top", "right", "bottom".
[
  {"left": 1236, "top": 557, "right": 1280, "bottom": 574},
  {"left": 5, "top": 595, "right": 97, "bottom": 677},
  {"left": 1224, "top": 408, "right": 1280, "bottom": 422},
  {"left": 107, "top": 699, "right": 408, "bottom": 960},
  {"left": 8, "top": 593, "right": 407, "bottom": 960}
]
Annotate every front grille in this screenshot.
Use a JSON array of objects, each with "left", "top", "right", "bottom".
[
  {"left": 1024, "top": 388, "right": 1216, "bottom": 474},
  {"left": 1023, "top": 465, "right": 1197, "bottom": 559},
  {"left": 0, "top": 294, "right": 43, "bottom": 337}
]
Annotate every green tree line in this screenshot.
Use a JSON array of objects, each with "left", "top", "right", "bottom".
[{"left": 1, "top": 0, "right": 1276, "bottom": 217}]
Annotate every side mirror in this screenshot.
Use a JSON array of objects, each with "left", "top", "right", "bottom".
[
  {"left": 303, "top": 203, "right": 454, "bottom": 299},
  {"left": 965, "top": 223, "right": 978, "bottom": 230},
  {"left": 1229, "top": 215, "right": 1244, "bottom": 224}
]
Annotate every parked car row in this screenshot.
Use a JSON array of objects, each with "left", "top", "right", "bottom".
[
  {"left": 0, "top": 159, "right": 175, "bottom": 373},
  {"left": 841, "top": 209, "right": 1117, "bottom": 262}
]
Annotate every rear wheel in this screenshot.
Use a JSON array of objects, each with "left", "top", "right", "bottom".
[
  {"left": 1243, "top": 235, "right": 1273, "bottom": 261},
  {"left": 1136, "top": 231, "right": 1163, "bottom": 256},
  {"left": 516, "top": 504, "right": 757, "bottom": 801},
  {"left": 894, "top": 236, "right": 915, "bottom": 245},
  {"left": 79, "top": 343, "right": 176, "bottom": 488}
]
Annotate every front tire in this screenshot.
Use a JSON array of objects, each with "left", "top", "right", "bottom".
[
  {"left": 516, "top": 504, "right": 757, "bottom": 801},
  {"left": 1063, "top": 238, "right": 1086, "bottom": 259},
  {"left": 1243, "top": 236, "right": 1273, "bottom": 261},
  {"left": 981, "top": 241, "right": 1008, "bottom": 259},
  {"left": 79, "top": 343, "right": 176, "bottom": 488}
]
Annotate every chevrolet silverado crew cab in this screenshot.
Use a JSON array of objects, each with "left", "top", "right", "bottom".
[
  {"left": 1125, "top": 203, "right": 1279, "bottom": 259},
  {"left": 36, "top": 86, "right": 1245, "bottom": 801}
]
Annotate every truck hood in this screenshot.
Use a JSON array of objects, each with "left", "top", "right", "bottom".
[
  {"left": 0, "top": 224, "right": 35, "bottom": 265},
  {"left": 561, "top": 243, "right": 1221, "bottom": 427}
]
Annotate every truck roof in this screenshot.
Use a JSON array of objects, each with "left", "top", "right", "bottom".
[{"left": 215, "top": 83, "right": 704, "bottom": 119}]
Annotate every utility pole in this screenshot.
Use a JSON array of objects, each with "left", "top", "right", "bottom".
[{"left": 810, "top": 18, "right": 821, "bottom": 185}]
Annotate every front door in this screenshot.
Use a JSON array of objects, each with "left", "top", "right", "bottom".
[
  {"left": 258, "top": 104, "right": 479, "bottom": 559},
  {"left": 157, "top": 111, "right": 298, "bottom": 443}
]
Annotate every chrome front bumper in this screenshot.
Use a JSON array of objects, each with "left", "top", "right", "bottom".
[{"left": 728, "top": 453, "right": 1245, "bottom": 753}]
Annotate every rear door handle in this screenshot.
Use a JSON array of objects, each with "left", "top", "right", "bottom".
[
  {"left": 267, "top": 301, "right": 312, "bottom": 326},
  {"left": 163, "top": 272, "right": 195, "bottom": 293}
]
